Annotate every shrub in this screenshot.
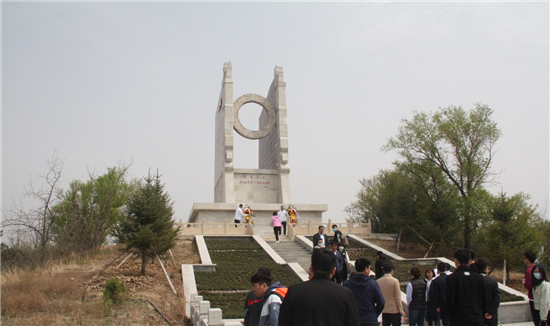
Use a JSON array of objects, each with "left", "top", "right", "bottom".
[{"left": 103, "top": 279, "right": 127, "bottom": 307}]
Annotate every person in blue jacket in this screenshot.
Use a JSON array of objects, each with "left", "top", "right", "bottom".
[
  {"left": 251, "top": 267, "right": 287, "bottom": 326},
  {"left": 343, "top": 258, "right": 385, "bottom": 326}
]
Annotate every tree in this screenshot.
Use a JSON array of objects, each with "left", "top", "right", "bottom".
[
  {"left": 113, "top": 172, "right": 180, "bottom": 276},
  {"left": 476, "top": 192, "right": 543, "bottom": 279},
  {"left": 2, "top": 153, "right": 64, "bottom": 263},
  {"left": 383, "top": 103, "right": 501, "bottom": 248},
  {"left": 345, "top": 165, "right": 462, "bottom": 255},
  {"left": 50, "top": 166, "right": 132, "bottom": 254}
]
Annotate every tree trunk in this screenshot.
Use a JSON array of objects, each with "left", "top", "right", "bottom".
[
  {"left": 141, "top": 251, "right": 147, "bottom": 276},
  {"left": 464, "top": 223, "right": 471, "bottom": 249}
]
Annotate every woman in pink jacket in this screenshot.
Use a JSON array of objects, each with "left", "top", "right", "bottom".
[{"left": 270, "top": 211, "right": 282, "bottom": 243}]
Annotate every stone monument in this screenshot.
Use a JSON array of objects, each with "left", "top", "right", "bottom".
[{"left": 188, "top": 63, "right": 327, "bottom": 233}]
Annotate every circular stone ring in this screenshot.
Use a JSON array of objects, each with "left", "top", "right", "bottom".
[{"left": 233, "top": 94, "right": 276, "bottom": 140}]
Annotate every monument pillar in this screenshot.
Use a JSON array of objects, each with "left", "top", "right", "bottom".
[{"left": 189, "top": 63, "right": 327, "bottom": 233}]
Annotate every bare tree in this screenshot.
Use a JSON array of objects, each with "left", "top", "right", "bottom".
[{"left": 2, "top": 153, "right": 64, "bottom": 263}]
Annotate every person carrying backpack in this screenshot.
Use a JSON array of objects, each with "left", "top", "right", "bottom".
[{"left": 251, "top": 267, "right": 287, "bottom": 326}]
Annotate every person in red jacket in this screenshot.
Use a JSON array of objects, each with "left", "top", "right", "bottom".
[{"left": 523, "top": 251, "right": 537, "bottom": 325}]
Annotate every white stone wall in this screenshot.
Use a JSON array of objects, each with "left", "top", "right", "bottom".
[{"left": 234, "top": 169, "right": 278, "bottom": 204}]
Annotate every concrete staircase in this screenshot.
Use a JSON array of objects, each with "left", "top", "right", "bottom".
[{"left": 264, "top": 236, "right": 312, "bottom": 271}]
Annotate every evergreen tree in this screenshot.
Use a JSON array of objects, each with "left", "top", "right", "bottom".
[{"left": 113, "top": 172, "right": 180, "bottom": 275}]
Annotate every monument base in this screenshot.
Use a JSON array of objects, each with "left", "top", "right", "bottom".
[{"left": 188, "top": 203, "right": 328, "bottom": 235}]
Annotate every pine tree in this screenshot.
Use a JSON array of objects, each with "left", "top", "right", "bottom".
[{"left": 113, "top": 172, "right": 180, "bottom": 275}]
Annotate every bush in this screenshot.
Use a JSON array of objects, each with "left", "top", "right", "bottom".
[{"left": 103, "top": 279, "right": 127, "bottom": 307}]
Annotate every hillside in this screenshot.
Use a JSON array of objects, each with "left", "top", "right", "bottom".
[{"left": 1, "top": 238, "right": 199, "bottom": 326}]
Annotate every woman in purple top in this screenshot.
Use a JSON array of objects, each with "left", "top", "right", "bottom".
[{"left": 270, "top": 211, "right": 282, "bottom": 243}]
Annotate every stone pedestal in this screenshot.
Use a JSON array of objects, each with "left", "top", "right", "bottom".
[{"left": 188, "top": 203, "right": 327, "bottom": 235}]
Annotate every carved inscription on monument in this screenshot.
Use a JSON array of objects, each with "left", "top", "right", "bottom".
[{"left": 234, "top": 172, "right": 278, "bottom": 204}]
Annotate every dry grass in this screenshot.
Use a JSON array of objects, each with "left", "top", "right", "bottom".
[{"left": 1, "top": 238, "right": 199, "bottom": 325}]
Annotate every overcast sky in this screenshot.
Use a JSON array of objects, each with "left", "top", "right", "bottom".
[{"left": 2, "top": 2, "right": 549, "bottom": 228}]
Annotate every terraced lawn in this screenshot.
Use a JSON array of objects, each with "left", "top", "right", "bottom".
[{"left": 194, "top": 237, "right": 302, "bottom": 319}]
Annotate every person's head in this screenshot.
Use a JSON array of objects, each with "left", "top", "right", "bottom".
[
  {"left": 437, "top": 262, "right": 446, "bottom": 274},
  {"left": 410, "top": 267, "right": 422, "bottom": 279},
  {"left": 445, "top": 263, "right": 451, "bottom": 271},
  {"left": 310, "top": 248, "right": 336, "bottom": 276},
  {"left": 273, "top": 211, "right": 278, "bottom": 216},
  {"left": 332, "top": 224, "right": 338, "bottom": 232},
  {"left": 469, "top": 250, "right": 477, "bottom": 264},
  {"left": 475, "top": 259, "right": 489, "bottom": 274},
  {"left": 318, "top": 226, "right": 325, "bottom": 234},
  {"left": 355, "top": 258, "right": 371, "bottom": 274},
  {"left": 376, "top": 251, "right": 384, "bottom": 259},
  {"left": 331, "top": 242, "right": 338, "bottom": 252},
  {"left": 338, "top": 245, "right": 344, "bottom": 252},
  {"left": 382, "top": 262, "right": 394, "bottom": 274},
  {"left": 280, "top": 205, "right": 285, "bottom": 211},
  {"left": 532, "top": 264, "right": 548, "bottom": 288},
  {"left": 453, "top": 248, "right": 470, "bottom": 267},
  {"left": 425, "top": 268, "right": 434, "bottom": 280},
  {"left": 524, "top": 251, "right": 537, "bottom": 266},
  {"left": 239, "top": 204, "right": 243, "bottom": 208},
  {"left": 250, "top": 267, "right": 272, "bottom": 298}
]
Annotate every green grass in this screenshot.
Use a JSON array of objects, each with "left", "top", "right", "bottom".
[
  {"left": 500, "top": 291, "right": 526, "bottom": 302},
  {"left": 195, "top": 237, "right": 302, "bottom": 319}
]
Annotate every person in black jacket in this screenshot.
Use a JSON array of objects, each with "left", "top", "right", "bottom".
[
  {"left": 475, "top": 259, "right": 500, "bottom": 326},
  {"left": 428, "top": 262, "right": 450, "bottom": 326},
  {"left": 312, "top": 226, "right": 330, "bottom": 249},
  {"left": 445, "top": 248, "right": 487, "bottom": 326},
  {"left": 279, "top": 248, "right": 360, "bottom": 326},
  {"left": 375, "top": 251, "right": 389, "bottom": 280}
]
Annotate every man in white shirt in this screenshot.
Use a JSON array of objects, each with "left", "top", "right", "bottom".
[
  {"left": 235, "top": 204, "right": 245, "bottom": 227},
  {"left": 277, "top": 206, "right": 289, "bottom": 235}
]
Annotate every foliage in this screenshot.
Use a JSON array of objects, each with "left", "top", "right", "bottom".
[
  {"left": 103, "top": 278, "right": 128, "bottom": 308},
  {"left": 113, "top": 172, "right": 180, "bottom": 276},
  {"left": 475, "top": 192, "right": 543, "bottom": 279},
  {"left": 50, "top": 166, "right": 132, "bottom": 254},
  {"left": 382, "top": 103, "right": 501, "bottom": 248},
  {"left": 345, "top": 167, "right": 462, "bottom": 255}
]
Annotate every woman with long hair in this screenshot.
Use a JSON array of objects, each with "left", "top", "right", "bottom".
[{"left": 532, "top": 264, "right": 550, "bottom": 325}]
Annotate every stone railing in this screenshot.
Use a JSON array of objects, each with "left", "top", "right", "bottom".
[
  {"left": 179, "top": 220, "right": 254, "bottom": 236},
  {"left": 179, "top": 219, "right": 370, "bottom": 237},
  {"left": 189, "top": 294, "right": 224, "bottom": 326},
  {"left": 289, "top": 219, "right": 371, "bottom": 239}
]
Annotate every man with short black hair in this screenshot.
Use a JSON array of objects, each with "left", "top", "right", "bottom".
[
  {"left": 313, "top": 225, "right": 329, "bottom": 249},
  {"left": 375, "top": 251, "right": 389, "bottom": 280},
  {"left": 279, "top": 248, "right": 360, "bottom": 326},
  {"left": 445, "top": 248, "right": 487, "bottom": 326},
  {"left": 475, "top": 259, "right": 500, "bottom": 326},
  {"left": 428, "top": 262, "right": 450, "bottom": 326},
  {"left": 377, "top": 262, "right": 405, "bottom": 325},
  {"left": 245, "top": 267, "right": 271, "bottom": 326},
  {"left": 344, "top": 258, "right": 385, "bottom": 326},
  {"left": 250, "top": 267, "right": 287, "bottom": 326}
]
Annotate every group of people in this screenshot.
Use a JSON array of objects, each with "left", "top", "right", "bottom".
[{"left": 243, "top": 239, "right": 550, "bottom": 326}]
